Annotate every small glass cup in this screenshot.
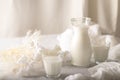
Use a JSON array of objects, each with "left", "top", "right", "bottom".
[
  {"left": 92, "top": 45, "right": 109, "bottom": 64},
  {"left": 91, "top": 36, "right": 110, "bottom": 64},
  {"left": 42, "top": 54, "right": 62, "bottom": 78}
]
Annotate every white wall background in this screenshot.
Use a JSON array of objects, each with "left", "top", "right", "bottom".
[{"left": 0, "top": 0, "right": 119, "bottom": 37}]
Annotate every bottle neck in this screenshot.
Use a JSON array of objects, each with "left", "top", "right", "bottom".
[
  {"left": 71, "top": 17, "right": 92, "bottom": 26},
  {"left": 85, "top": 18, "right": 91, "bottom": 25}
]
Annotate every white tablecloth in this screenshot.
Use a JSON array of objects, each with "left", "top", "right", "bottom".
[{"left": 0, "top": 35, "right": 90, "bottom": 80}]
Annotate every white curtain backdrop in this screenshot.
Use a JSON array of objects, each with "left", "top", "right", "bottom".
[{"left": 0, "top": 0, "right": 119, "bottom": 37}]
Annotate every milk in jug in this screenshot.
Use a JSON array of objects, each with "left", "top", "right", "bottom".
[{"left": 71, "top": 17, "right": 92, "bottom": 67}]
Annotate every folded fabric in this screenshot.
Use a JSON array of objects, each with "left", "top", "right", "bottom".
[
  {"left": 65, "top": 73, "right": 93, "bottom": 80},
  {"left": 108, "top": 44, "right": 120, "bottom": 61},
  {"left": 89, "top": 62, "right": 120, "bottom": 80},
  {"left": 65, "top": 62, "right": 120, "bottom": 80},
  {"left": 57, "top": 28, "right": 73, "bottom": 52}
]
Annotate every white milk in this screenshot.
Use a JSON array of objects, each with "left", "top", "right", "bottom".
[
  {"left": 71, "top": 25, "right": 92, "bottom": 67},
  {"left": 43, "top": 56, "right": 62, "bottom": 77},
  {"left": 93, "top": 46, "right": 109, "bottom": 62}
]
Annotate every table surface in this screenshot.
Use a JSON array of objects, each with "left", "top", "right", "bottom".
[{"left": 0, "top": 35, "right": 91, "bottom": 80}]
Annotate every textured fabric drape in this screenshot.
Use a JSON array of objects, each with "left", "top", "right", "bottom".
[
  {"left": 0, "top": 0, "right": 119, "bottom": 37},
  {"left": 88, "top": 0, "right": 118, "bottom": 36}
]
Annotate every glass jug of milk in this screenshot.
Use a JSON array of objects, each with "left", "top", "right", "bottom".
[{"left": 71, "top": 17, "right": 92, "bottom": 67}]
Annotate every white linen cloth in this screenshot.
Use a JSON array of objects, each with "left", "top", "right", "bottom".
[
  {"left": 0, "top": 35, "right": 89, "bottom": 80},
  {"left": 1, "top": 35, "right": 120, "bottom": 80}
]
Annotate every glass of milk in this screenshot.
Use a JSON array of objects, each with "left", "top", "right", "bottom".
[
  {"left": 92, "top": 45, "right": 109, "bottom": 63},
  {"left": 42, "top": 55, "right": 62, "bottom": 78},
  {"left": 91, "top": 36, "right": 110, "bottom": 64}
]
